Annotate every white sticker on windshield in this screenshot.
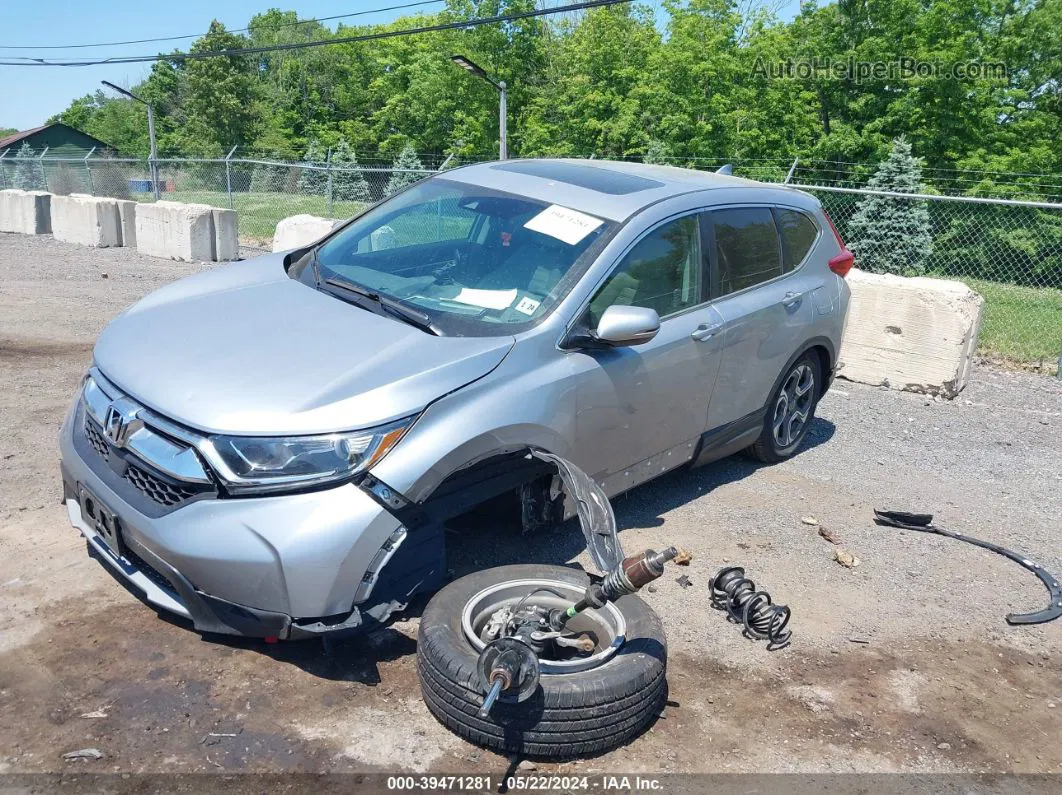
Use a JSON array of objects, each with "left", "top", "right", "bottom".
[
  {"left": 524, "top": 204, "right": 604, "bottom": 245},
  {"left": 451, "top": 287, "right": 518, "bottom": 311},
  {"left": 514, "top": 296, "right": 540, "bottom": 316}
]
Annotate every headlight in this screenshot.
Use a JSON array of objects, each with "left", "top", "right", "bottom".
[{"left": 199, "top": 418, "right": 412, "bottom": 494}]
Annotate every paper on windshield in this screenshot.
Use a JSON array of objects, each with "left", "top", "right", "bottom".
[
  {"left": 514, "top": 296, "right": 540, "bottom": 316},
  {"left": 524, "top": 204, "right": 604, "bottom": 245},
  {"left": 450, "top": 287, "right": 518, "bottom": 310}
]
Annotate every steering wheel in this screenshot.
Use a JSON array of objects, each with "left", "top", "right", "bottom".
[{"left": 434, "top": 246, "right": 470, "bottom": 285}]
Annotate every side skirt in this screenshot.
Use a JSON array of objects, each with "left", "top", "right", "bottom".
[{"left": 690, "top": 408, "right": 767, "bottom": 468}]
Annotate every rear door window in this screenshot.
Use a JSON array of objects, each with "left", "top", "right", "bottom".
[
  {"left": 709, "top": 207, "right": 782, "bottom": 297},
  {"left": 774, "top": 208, "right": 819, "bottom": 272}
]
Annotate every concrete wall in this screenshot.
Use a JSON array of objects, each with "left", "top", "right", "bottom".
[
  {"left": 0, "top": 189, "right": 51, "bottom": 235},
  {"left": 272, "top": 214, "right": 340, "bottom": 252},
  {"left": 135, "top": 201, "right": 238, "bottom": 262},
  {"left": 51, "top": 195, "right": 122, "bottom": 248},
  {"left": 838, "top": 268, "right": 984, "bottom": 398}
]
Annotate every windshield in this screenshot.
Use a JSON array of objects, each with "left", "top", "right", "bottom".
[{"left": 308, "top": 178, "right": 614, "bottom": 336}]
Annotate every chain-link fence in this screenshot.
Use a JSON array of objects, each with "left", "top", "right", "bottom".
[
  {"left": 0, "top": 152, "right": 439, "bottom": 248},
  {"left": 1, "top": 151, "right": 1060, "bottom": 372},
  {"left": 802, "top": 185, "right": 1062, "bottom": 372}
]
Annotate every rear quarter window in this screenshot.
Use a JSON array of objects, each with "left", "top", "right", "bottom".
[
  {"left": 710, "top": 207, "right": 782, "bottom": 296},
  {"left": 774, "top": 208, "right": 819, "bottom": 272}
]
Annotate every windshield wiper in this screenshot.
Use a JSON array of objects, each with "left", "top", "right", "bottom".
[{"left": 323, "top": 276, "right": 441, "bottom": 336}]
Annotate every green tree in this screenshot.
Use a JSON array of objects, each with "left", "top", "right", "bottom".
[
  {"left": 298, "top": 139, "right": 329, "bottom": 195},
  {"left": 50, "top": 90, "right": 145, "bottom": 155},
  {"left": 847, "top": 138, "right": 933, "bottom": 275},
  {"left": 180, "top": 21, "right": 257, "bottom": 156},
  {"left": 643, "top": 140, "right": 671, "bottom": 165},
  {"left": 41, "top": 0, "right": 1062, "bottom": 194},
  {"left": 331, "top": 138, "right": 371, "bottom": 202},
  {"left": 249, "top": 125, "right": 295, "bottom": 193},
  {"left": 521, "top": 5, "right": 660, "bottom": 157},
  {"left": 385, "top": 143, "right": 425, "bottom": 194},
  {"left": 13, "top": 142, "right": 43, "bottom": 190}
]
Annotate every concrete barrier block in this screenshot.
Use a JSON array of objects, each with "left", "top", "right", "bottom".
[
  {"left": 272, "top": 214, "right": 340, "bottom": 252},
  {"left": 0, "top": 189, "right": 51, "bottom": 234},
  {"left": 177, "top": 203, "right": 218, "bottom": 262},
  {"left": 51, "top": 195, "right": 122, "bottom": 247},
  {"left": 136, "top": 201, "right": 216, "bottom": 262},
  {"left": 838, "top": 268, "right": 983, "bottom": 398},
  {"left": 0, "top": 189, "right": 18, "bottom": 233},
  {"left": 23, "top": 191, "right": 51, "bottom": 234},
  {"left": 212, "top": 207, "right": 239, "bottom": 261},
  {"left": 115, "top": 200, "right": 137, "bottom": 248}
]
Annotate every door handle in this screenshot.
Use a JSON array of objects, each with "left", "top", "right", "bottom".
[
  {"left": 691, "top": 323, "right": 723, "bottom": 341},
  {"left": 781, "top": 291, "right": 803, "bottom": 307}
]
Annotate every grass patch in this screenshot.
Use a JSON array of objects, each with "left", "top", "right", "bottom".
[
  {"left": 962, "top": 278, "right": 1062, "bottom": 370},
  {"left": 134, "top": 190, "right": 367, "bottom": 245}
]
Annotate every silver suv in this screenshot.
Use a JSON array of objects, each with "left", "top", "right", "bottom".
[{"left": 59, "top": 159, "right": 852, "bottom": 639}]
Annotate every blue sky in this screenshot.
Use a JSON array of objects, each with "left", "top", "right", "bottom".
[
  {"left": 1, "top": 0, "right": 801, "bottom": 132},
  {"left": 0, "top": 0, "right": 447, "bottom": 130}
]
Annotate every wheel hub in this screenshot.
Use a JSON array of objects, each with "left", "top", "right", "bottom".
[
  {"left": 772, "top": 362, "right": 815, "bottom": 448},
  {"left": 461, "top": 578, "right": 627, "bottom": 674}
]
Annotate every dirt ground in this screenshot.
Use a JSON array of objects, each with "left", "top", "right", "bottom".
[{"left": 1, "top": 234, "right": 1060, "bottom": 782}]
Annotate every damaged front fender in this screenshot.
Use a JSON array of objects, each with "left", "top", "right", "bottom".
[{"left": 527, "top": 449, "right": 623, "bottom": 573}]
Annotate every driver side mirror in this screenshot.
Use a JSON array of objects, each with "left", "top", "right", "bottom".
[{"left": 593, "top": 305, "right": 660, "bottom": 347}]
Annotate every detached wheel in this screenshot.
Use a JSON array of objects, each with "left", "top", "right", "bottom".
[
  {"left": 417, "top": 564, "right": 667, "bottom": 758},
  {"left": 748, "top": 352, "right": 820, "bottom": 463}
]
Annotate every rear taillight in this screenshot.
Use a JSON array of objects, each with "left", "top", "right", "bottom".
[
  {"left": 822, "top": 210, "right": 854, "bottom": 277},
  {"left": 828, "top": 250, "right": 854, "bottom": 278}
]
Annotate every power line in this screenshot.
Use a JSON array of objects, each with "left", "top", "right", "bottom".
[
  {"left": 0, "top": 1, "right": 445, "bottom": 51},
  {"left": 0, "top": 0, "right": 631, "bottom": 67}
]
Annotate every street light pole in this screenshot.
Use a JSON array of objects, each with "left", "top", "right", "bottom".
[
  {"left": 450, "top": 55, "right": 508, "bottom": 160},
  {"left": 498, "top": 81, "right": 507, "bottom": 160},
  {"left": 101, "top": 80, "right": 160, "bottom": 200},
  {"left": 145, "top": 104, "right": 159, "bottom": 200}
]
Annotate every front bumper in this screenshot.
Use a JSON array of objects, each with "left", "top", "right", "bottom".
[{"left": 59, "top": 398, "right": 417, "bottom": 639}]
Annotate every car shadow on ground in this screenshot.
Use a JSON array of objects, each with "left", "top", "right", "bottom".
[{"left": 123, "top": 418, "right": 834, "bottom": 682}]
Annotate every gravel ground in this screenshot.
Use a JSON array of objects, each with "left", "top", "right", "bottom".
[{"left": 1, "top": 233, "right": 1060, "bottom": 779}]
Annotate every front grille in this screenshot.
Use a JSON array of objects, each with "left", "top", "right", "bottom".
[
  {"left": 84, "top": 421, "right": 110, "bottom": 461},
  {"left": 124, "top": 463, "right": 199, "bottom": 507},
  {"left": 79, "top": 409, "right": 213, "bottom": 512}
]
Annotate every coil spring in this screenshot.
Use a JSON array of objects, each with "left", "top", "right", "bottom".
[
  {"left": 600, "top": 566, "right": 637, "bottom": 600},
  {"left": 709, "top": 565, "right": 792, "bottom": 650}
]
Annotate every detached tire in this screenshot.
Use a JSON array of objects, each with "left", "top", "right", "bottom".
[{"left": 417, "top": 564, "right": 667, "bottom": 758}]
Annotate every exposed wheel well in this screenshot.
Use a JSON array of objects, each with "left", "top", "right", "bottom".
[
  {"left": 401, "top": 450, "right": 556, "bottom": 530},
  {"left": 806, "top": 344, "right": 832, "bottom": 396}
]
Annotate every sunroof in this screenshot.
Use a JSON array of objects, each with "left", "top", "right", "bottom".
[{"left": 490, "top": 160, "right": 664, "bottom": 195}]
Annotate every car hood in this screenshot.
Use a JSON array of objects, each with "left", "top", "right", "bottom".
[{"left": 94, "top": 253, "right": 515, "bottom": 435}]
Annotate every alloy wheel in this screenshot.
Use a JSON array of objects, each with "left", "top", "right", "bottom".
[{"left": 771, "top": 362, "right": 815, "bottom": 449}]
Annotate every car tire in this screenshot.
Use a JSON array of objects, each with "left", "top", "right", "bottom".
[
  {"left": 417, "top": 563, "right": 667, "bottom": 758},
  {"left": 747, "top": 351, "right": 820, "bottom": 463}
]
